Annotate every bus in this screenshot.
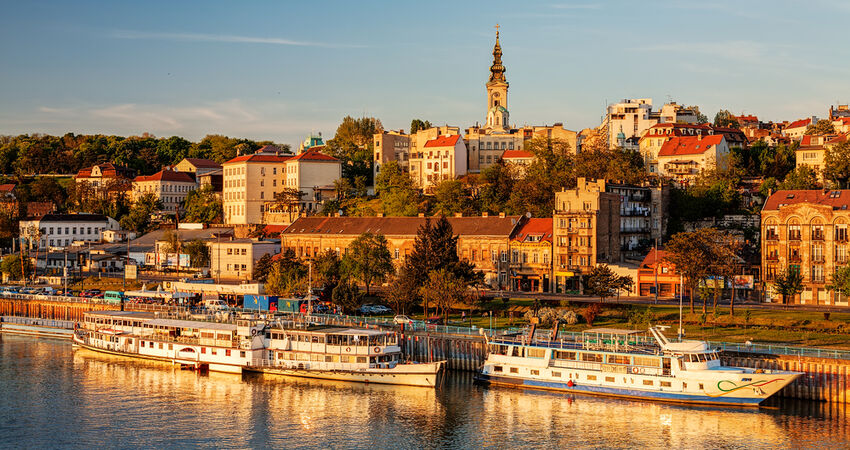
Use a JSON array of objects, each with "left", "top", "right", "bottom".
[{"left": 104, "top": 291, "right": 124, "bottom": 305}]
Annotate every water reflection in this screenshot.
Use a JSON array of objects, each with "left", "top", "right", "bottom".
[{"left": 1, "top": 335, "right": 848, "bottom": 449}]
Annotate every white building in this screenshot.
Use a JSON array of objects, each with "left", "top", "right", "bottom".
[
  {"left": 408, "top": 135, "right": 468, "bottom": 190},
  {"left": 20, "top": 213, "right": 120, "bottom": 250},
  {"left": 132, "top": 170, "right": 197, "bottom": 213},
  {"left": 208, "top": 238, "right": 280, "bottom": 280}
]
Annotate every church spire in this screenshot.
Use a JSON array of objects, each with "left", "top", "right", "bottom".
[{"left": 489, "top": 24, "right": 505, "bottom": 83}]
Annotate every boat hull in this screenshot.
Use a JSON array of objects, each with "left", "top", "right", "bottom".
[
  {"left": 72, "top": 333, "right": 245, "bottom": 374},
  {"left": 245, "top": 362, "right": 445, "bottom": 388},
  {"left": 473, "top": 372, "right": 794, "bottom": 407}
]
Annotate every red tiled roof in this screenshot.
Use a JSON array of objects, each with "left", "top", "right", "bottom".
[
  {"left": 787, "top": 118, "right": 812, "bottom": 129},
  {"left": 657, "top": 135, "right": 725, "bottom": 157},
  {"left": 134, "top": 170, "right": 195, "bottom": 183},
  {"left": 424, "top": 135, "right": 461, "bottom": 148},
  {"left": 283, "top": 215, "right": 523, "bottom": 237},
  {"left": 640, "top": 248, "right": 669, "bottom": 269},
  {"left": 800, "top": 135, "right": 813, "bottom": 146},
  {"left": 182, "top": 158, "right": 221, "bottom": 169},
  {"left": 827, "top": 132, "right": 850, "bottom": 145},
  {"left": 290, "top": 149, "right": 339, "bottom": 162},
  {"left": 763, "top": 190, "right": 850, "bottom": 211},
  {"left": 501, "top": 150, "right": 533, "bottom": 159},
  {"left": 510, "top": 218, "right": 552, "bottom": 243},
  {"left": 223, "top": 154, "right": 292, "bottom": 164},
  {"left": 640, "top": 123, "right": 712, "bottom": 141},
  {"left": 0, "top": 184, "right": 16, "bottom": 192}
]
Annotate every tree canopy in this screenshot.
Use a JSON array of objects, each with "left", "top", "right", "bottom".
[{"left": 342, "top": 232, "right": 394, "bottom": 295}]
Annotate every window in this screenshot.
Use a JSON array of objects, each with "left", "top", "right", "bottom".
[
  {"left": 493, "top": 365, "right": 503, "bottom": 373},
  {"left": 587, "top": 375, "right": 597, "bottom": 381},
  {"left": 552, "top": 371, "right": 561, "bottom": 378},
  {"left": 643, "top": 380, "right": 654, "bottom": 386},
  {"left": 225, "top": 349, "right": 231, "bottom": 356},
  {"left": 788, "top": 223, "right": 801, "bottom": 240},
  {"left": 698, "top": 383, "right": 704, "bottom": 390},
  {"left": 660, "top": 381, "right": 672, "bottom": 387},
  {"left": 605, "top": 376, "right": 615, "bottom": 382},
  {"left": 530, "top": 370, "right": 540, "bottom": 376},
  {"left": 509, "top": 367, "right": 519, "bottom": 374}
]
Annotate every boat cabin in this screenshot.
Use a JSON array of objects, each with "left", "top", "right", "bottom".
[{"left": 265, "top": 325, "right": 401, "bottom": 370}]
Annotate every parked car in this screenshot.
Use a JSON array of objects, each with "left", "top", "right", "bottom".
[
  {"left": 370, "top": 305, "right": 392, "bottom": 315},
  {"left": 393, "top": 315, "right": 414, "bottom": 325},
  {"left": 425, "top": 316, "right": 444, "bottom": 325},
  {"left": 357, "top": 304, "right": 377, "bottom": 315}
]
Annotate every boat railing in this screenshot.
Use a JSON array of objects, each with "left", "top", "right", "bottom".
[{"left": 249, "top": 358, "right": 379, "bottom": 372}]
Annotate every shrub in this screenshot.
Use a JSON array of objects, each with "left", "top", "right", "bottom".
[
  {"left": 582, "top": 304, "right": 601, "bottom": 326},
  {"left": 562, "top": 310, "right": 579, "bottom": 325}
]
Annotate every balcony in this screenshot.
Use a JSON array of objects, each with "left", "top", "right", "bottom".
[
  {"left": 812, "top": 232, "right": 825, "bottom": 241},
  {"left": 788, "top": 232, "right": 801, "bottom": 241},
  {"left": 621, "top": 208, "right": 650, "bottom": 217},
  {"left": 788, "top": 255, "right": 802, "bottom": 263},
  {"left": 765, "top": 254, "right": 779, "bottom": 261},
  {"left": 812, "top": 255, "right": 825, "bottom": 263},
  {"left": 764, "top": 233, "right": 779, "bottom": 241},
  {"left": 621, "top": 226, "right": 650, "bottom": 234}
]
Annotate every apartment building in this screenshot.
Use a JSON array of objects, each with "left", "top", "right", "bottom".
[
  {"left": 604, "top": 99, "right": 699, "bottom": 149},
  {"left": 795, "top": 133, "right": 846, "bottom": 181},
  {"left": 783, "top": 117, "right": 816, "bottom": 140},
  {"left": 174, "top": 158, "right": 222, "bottom": 180},
  {"left": 281, "top": 214, "right": 523, "bottom": 289},
  {"left": 75, "top": 163, "right": 135, "bottom": 200},
  {"left": 639, "top": 123, "right": 713, "bottom": 173},
  {"left": 762, "top": 190, "right": 850, "bottom": 306},
  {"left": 208, "top": 237, "right": 280, "bottom": 280},
  {"left": 222, "top": 149, "right": 341, "bottom": 224},
  {"left": 19, "top": 213, "right": 120, "bottom": 250},
  {"left": 132, "top": 170, "right": 197, "bottom": 213},
  {"left": 408, "top": 135, "right": 468, "bottom": 190},
  {"left": 604, "top": 181, "right": 669, "bottom": 258},
  {"left": 552, "top": 178, "right": 621, "bottom": 293},
  {"left": 656, "top": 135, "right": 730, "bottom": 186},
  {"left": 508, "top": 218, "right": 553, "bottom": 292}
]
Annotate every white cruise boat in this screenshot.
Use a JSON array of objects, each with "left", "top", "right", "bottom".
[
  {"left": 72, "top": 310, "right": 444, "bottom": 387},
  {"left": 72, "top": 310, "right": 267, "bottom": 373},
  {"left": 475, "top": 326, "right": 802, "bottom": 406},
  {"left": 243, "top": 324, "right": 445, "bottom": 388}
]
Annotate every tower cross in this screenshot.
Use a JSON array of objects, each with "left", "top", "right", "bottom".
[{"left": 495, "top": 24, "right": 500, "bottom": 35}]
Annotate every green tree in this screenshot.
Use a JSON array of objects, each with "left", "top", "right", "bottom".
[
  {"left": 507, "top": 137, "right": 575, "bottom": 216},
  {"left": 419, "top": 268, "right": 469, "bottom": 319},
  {"left": 713, "top": 109, "right": 739, "bottom": 128},
  {"left": 183, "top": 185, "right": 223, "bottom": 223},
  {"left": 773, "top": 266, "right": 804, "bottom": 305},
  {"left": 664, "top": 228, "right": 732, "bottom": 313},
  {"left": 805, "top": 120, "right": 836, "bottom": 135},
  {"left": 824, "top": 142, "right": 850, "bottom": 188},
  {"left": 779, "top": 166, "right": 820, "bottom": 190},
  {"left": 431, "top": 179, "right": 475, "bottom": 216},
  {"left": 265, "top": 252, "right": 307, "bottom": 295},
  {"left": 253, "top": 253, "right": 276, "bottom": 282},
  {"left": 1, "top": 253, "right": 32, "bottom": 281},
  {"left": 478, "top": 160, "right": 515, "bottom": 213},
  {"left": 342, "top": 232, "right": 394, "bottom": 295},
  {"left": 583, "top": 264, "right": 619, "bottom": 301},
  {"left": 313, "top": 249, "right": 343, "bottom": 301},
  {"left": 384, "top": 266, "right": 419, "bottom": 314},
  {"left": 183, "top": 239, "right": 210, "bottom": 268},
  {"left": 410, "top": 119, "right": 433, "bottom": 134},
  {"left": 375, "top": 161, "right": 420, "bottom": 216},
  {"left": 119, "top": 193, "right": 162, "bottom": 233},
  {"left": 827, "top": 265, "right": 850, "bottom": 302},
  {"left": 271, "top": 187, "right": 306, "bottom": 223},
  {"left": 331, "top": 279, "right": 363, "bottom": 314}
]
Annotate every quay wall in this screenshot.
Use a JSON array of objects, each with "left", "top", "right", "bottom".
[{"left": 723, "top": 353, "right": 850, "bottom": 405}]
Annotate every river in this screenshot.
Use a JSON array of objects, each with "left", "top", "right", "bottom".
[{"left": 1, "top": 335, "right": 848, "bottom": 448}]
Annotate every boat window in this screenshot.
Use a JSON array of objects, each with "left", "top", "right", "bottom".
[
  {"left": 526, "top": 348, "right": 546, "bottom": 358},
  {"left": 634, "top": 356, "right": 658, "bottom": 367},
  {"left": 699, "top": 383, "right": 704, "bottom": 390},
  {"left": 606, "top": 355, "right": 630, "bottom": 365},
  {"left": 643, "top": 380, "right": 654, "bottom": 386},
  {"left": 587, "top": 375, "right": 597, "bottom": 381},
  {"left": 493, "top": 366, "right": 503, "bottom": 372},
  {"left": 552, "top": 371, "right": 561, "bottom": 378},
  {"left": 510, "top": 367, "right": 519, "bottom": 374},
  {"left": 742, "top": 378, "right": 752, "bottom": 382},
  {"left": 311, "top": 336, "right": 319, "bottom": 343},
  {"left": 660, "top": 381, "right": 671, "bottom": 387},
  {"left": 697, "top": 353, "right": 706, "bottom": 362},
  {"left": 605, "top": 376, "right": 615, "bottom": 382},
  {"left": 531, "top": 370, "right": 540, "bottom": 375},
  {"left": 356, "top": 357, "right": 367, "bottom": 364},
  {"left": 510, "top": 346, "right": 521, "bottom": 357},
  {"left": 553, "top": 350, "right": 576, "bottom": 360},
  {"left": 581, "top": 353, "right": 603, "bottom": 363}
]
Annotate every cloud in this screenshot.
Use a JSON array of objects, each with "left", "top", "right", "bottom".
[
  {"left": 110, "top": 30, "right": 366, "bottom": 49},
  {"left": 16, "top": 99, "right": 340, "bottom": 144}
]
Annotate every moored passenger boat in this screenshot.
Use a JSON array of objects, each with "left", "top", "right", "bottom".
[
  {"left": 475, "top": 326, "right": 802, "bottom": 406},
  {"left": 243, "top": 324, "right": 445, "bottom": 388},
  {"left": 72, "top": 310, "right": 267, "bottom": 373}
]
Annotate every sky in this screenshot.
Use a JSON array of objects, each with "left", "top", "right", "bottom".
[{"left": 1, "top": 0, "right": 849, "bottom": 147}]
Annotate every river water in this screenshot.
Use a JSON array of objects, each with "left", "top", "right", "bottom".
[{"left": 1, "top": 335, "right": 848, "bottom": 449}]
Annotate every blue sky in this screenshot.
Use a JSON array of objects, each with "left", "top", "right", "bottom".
[{"left": 1, "top": 0, "right": 849, "bottom": 146}]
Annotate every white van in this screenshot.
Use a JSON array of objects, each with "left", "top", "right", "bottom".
[{"left": 202, "top": 299, "right": 230, "bottom": 311}]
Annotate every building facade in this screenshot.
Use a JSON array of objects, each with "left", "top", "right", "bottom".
[
  {"left": 75, "top": 163, "right": 135, "bottom": 200},
  {"left": 656, "top": 135, "right": 730, "bottom": 186},
  {"left": 508, "top": 218, "right": 553, "bottom": 292},
  {"left": 20, "top": 213, "right": 120, "bottom": 250},
  {"left": 132, "top": 170, "right": 197, "bottom": 213},
  {"left": 761, "top": 190, "right": 850, "bottom": 306},
  {"left": 408, "top": 135, "right": 468, "bottom": 190},
  {"left": 281, "top": 215, "right": 524, "bottom": 289},
  {"left": 552, "top": 178, "right": 621, "bottom": 293},
  {"left": 604, "top": 181, "right": 669, "bottom": 258},
  {"left": 222, "top": 149, "right": 341, "bottom": 225},
  {"left": 174, "top": 158, "right": 222, "bottom": 179},
  {"left": 208, "top": 238, "right": 280, "bottom": 280}
]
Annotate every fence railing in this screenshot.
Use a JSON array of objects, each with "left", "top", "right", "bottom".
[{"left": 1, "top": 316, "right": 76, "bottom": 329}]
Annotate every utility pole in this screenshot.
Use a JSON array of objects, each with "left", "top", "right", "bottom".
[
  {"left": 63, "top": 250, "right": 68, "bottom": 295},
  {"left": 123, "top": 236, "right": 129, "bottom": 292},
  {"left": 307, "top": 260, "right": 312, "bottom": 317},
  {"left": 678, "top": 273, "right": 684, "bottom": 341},
  {"left": 653, "top": 238, "right": 659, "bottom": 304}
]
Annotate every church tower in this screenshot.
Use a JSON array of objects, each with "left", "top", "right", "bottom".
[{"left": 485, "top": 25, "right": 509, "bottom": 132}]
